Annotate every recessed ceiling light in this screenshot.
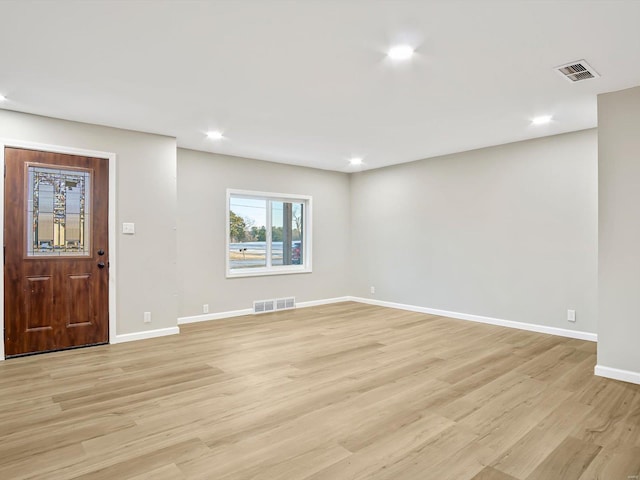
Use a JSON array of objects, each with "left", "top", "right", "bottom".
[
  {"left": 531, "top": 115, "right": 552, "bottom": 125},
  {"left": 206, "top": 131, "right": 224, "bottom": 140},
  {"left": 349, "top": 157, "right": 363, "bottom": 166},
  {"left": 0, "top": 94, "right": 6, "bottom": 102},
  {"left": 388, "top": 45, "right": 414, "bottom": 61}
]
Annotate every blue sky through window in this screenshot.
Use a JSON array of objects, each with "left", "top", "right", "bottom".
[{"left": 230, "top": 197, "right": 284, "bottom": 227}]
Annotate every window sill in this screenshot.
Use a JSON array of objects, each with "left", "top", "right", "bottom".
[{"left": 226, "top": 266, "right": 312, "bottom": 279}]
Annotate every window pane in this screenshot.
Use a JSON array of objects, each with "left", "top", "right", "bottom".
[
  {"left": 229, "top": 197, "right": 266, "bottom": 269},
  {"left": 271, "top": 201, "right": 303, "bottom": 266},
  {"left": 227, "top": 191, "right": 310, "bottom": 276},
  {"left": 27, "top": 166, "right": 91, "bottom": 257}
]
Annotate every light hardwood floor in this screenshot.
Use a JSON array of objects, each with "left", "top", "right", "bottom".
[{"left": 1, "top": 302, "right": 639, "bottom": 479}]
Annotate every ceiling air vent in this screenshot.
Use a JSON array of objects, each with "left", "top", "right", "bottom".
[{"left": 555, "top": 60, "right": 600, "bottom": 82}]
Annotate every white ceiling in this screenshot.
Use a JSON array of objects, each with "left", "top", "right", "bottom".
[{"left": 1, "top": 1, "right": 639, "bottom": 172}]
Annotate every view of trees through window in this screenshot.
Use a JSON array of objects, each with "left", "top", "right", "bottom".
[{"left": 229, "top": 194, "right": 305, "bottom": 272}]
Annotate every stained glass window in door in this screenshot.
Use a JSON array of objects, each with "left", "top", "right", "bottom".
[{"left": 26, "top": 165, "right": 91, "bottom": 256}]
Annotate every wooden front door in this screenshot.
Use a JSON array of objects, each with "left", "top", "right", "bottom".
[{"left": 4, "top": 147, "right": 109, "bottom": 357}]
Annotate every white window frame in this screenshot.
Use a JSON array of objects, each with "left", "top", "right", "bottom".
[{"left": 226, "top": 189, "right": 312, "bottom": 278}]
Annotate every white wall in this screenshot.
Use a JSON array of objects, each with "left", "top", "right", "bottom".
[
  {"left": 0, "top": 109, "right": 601, "bottom": 355},
  {"left": 0, "top": 110, "right": 178, "bottom": 337},
  {"left": 350, "top": 129, "right": 598, "bottom": 334},
  {"left": 177, "top": 148, "right": 350, "bottom": 317},
  {"left": 597, "top": 86, "right": 640, "bottom": 380}
]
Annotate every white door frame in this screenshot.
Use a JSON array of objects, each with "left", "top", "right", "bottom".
[{"left": 0, "top": 139, "right": 117, "bottom": 360}]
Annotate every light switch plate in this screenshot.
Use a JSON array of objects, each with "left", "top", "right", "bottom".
[{"left": 122, "top": 222, "right": 135, "bottom": 234}]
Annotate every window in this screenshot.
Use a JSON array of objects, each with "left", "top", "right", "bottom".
[
  {"left": 27, "top": 164, "right": 92, "bottom": 257},
  {"left": 227, "top": 189, "right": 312, "bottom": 277}
]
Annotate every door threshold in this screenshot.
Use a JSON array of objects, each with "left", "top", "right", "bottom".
[{"left": 5, "top": 342, "right": 109, "bottom": 359}]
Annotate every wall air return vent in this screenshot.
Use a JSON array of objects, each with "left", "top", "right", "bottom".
[
  {"left": 253, "top": 297, "right": 295, "bottom": 314},
  {"left": 253, "top": 299, "right": 275, "bottom": 314},
  {"left": 555, "top": 60, "right": 600, "bottom": 82},
  {"left": 276, "top": 298, "right": 295, "bottom": 310}
]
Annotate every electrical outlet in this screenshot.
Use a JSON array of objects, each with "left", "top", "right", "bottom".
[
  {"left": 144, "top": 311, "right": 151, "bottom": 323},
  {"left": 370, "top": 286, "right": 375, "bottom": 294},
  {"left": 567, "top": 309, "right": 576, "bottom": 322},
  {"left": 203, "top": 304, "right": 209, "bottom": 314}
]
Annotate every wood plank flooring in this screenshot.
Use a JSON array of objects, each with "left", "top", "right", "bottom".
[{"left": 1, "top": 302, "right": 639, "bottom": 479}]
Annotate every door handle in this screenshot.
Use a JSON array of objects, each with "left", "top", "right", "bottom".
[
  {"left": 97, "top": 249, "right": 105, "bottom": 256},
  {"left": 97, "top": 262, "right": 105, "bottom": 269}
]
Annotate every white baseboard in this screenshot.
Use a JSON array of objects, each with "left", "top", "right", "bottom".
[
  {"left": 296, "top": 296, "right": 352, "bottom": 308},
  {"left": 348, "top": 296, "right": 598, "bottom": 342},
  {"left": 178, "top": 296, "right": 353, "bottom": 325},
  {"left": 178, "top": 308, "right": 253, "bottom": 325},
  {"left": 175, "top": 295, "right": 597, "bottom": 345},
  {"left": 114, "top": 326, "right": 180, "bottom": 344},
  {"left": 594, "top": 365, "right": 640, "bottom": 385}
]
